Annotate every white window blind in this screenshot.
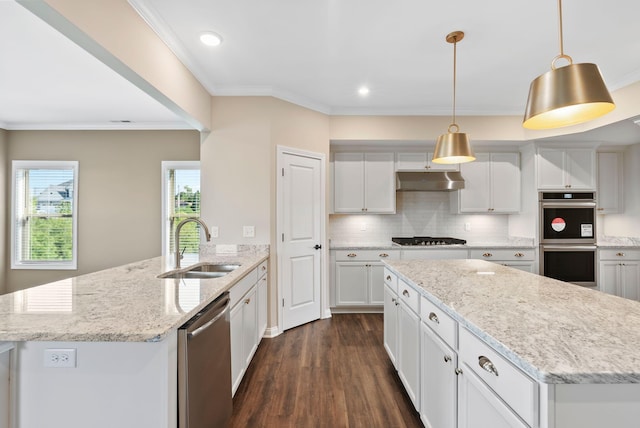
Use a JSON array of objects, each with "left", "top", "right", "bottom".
[
  {"left": 162, "top": 161, "right": 201, "bottom": 261},
  {"left": 11, "top": 161, "right": 79, "bottom": 270}
]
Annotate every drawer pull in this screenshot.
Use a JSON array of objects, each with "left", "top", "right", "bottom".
[
  {"left": 379, "top": 253, "right": 389, "bottom": 258},
  {"left": 482, "top": 253, "right": 493, "bottom": 258},
  {"left": 514, "top": 252, "right": 524, "bottom": 258},
  {"left": 444, "top": 355, "right": 451, "bottom": 363},
  {"left": 455, "top": 368, "right": 463, "bottom": 375},
  {"left": 347, "top": 253, "right": 357, "bottom": 258},
  {"left": 244, "top": 298, "right": 251, "bottom": 305},
  {"left": 402, "top": 289, "right": 410, "bottom": 298},
  {"left": 428, "top": 312, "right": 440, "bottom": 324},
  {"left": 261, "top": 266, "right": 267, "bottom": 271},
  {"left": 597, "top": 207, "right": 604, "bottom": 211},
  {"left": 479, "top": 356, "right": 499, "bottom": 376},
  {"left": 386, "top": 275, "right": 392, "bottom": 281},
  {"left": 617, "top": 252, "right": 625, "bottom": 257}
]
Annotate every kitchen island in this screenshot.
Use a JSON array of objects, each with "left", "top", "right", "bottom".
[
  {"left": 384, "top": 258, "right": 640, "bottom": 428},
  {"left": 0, "top": 245, "right": 269, "bottom": 428}
]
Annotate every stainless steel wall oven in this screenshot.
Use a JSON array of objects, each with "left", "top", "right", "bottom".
[{"left": 539, "top": 192, "right": 597, "bottom": 287}]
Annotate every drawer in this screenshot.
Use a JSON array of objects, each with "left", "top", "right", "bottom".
[
  {"left": 599, "top": 249, "right": 640, "bottom": 261},
  {"left": 257, "top": 260, "right": 268, "bottom": 279},
  {"left": 229, "top": 267, "right": 258, "bottom": 308},
  {"left": 383, "top": 268, "right": 398, "bottom": 294},
  {"left": 470, "top": 248, "right": 535, "bottom": 261},
  {"left": 401, "top": 249, "right": 468, "bottom": 260},
  {"left": 398, "top": 279, "right": 419, "bottom": 314},
  {"left": 459, "top": 328, "right": 537, "bottom": 427},
  {"left": 335, "top": 250, "right": 400, "bottom": 262},
  {"left": 420, "top": 296, "right": 456, "bottom": 349}
]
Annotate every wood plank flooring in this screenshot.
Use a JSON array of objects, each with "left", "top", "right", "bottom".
[{"left": 230, "top": 313, "right": 423, "bottom": 428}]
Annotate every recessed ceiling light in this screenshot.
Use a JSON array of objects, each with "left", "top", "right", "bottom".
[
  {"left": 358, "top": 86, "right": 370, "bottom": 96},
  {"left": 200, "top": 32, "right": 223, "bottom": 47}
]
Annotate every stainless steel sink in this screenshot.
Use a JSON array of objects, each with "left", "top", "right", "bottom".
[{"left": 158, "top": 263, "right": 241, "bottom": 280}]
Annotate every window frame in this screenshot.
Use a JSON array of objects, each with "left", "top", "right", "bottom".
[
  {"left": 161, "top": 161, "right": 201, "bottom": 258},
  {"left": 11, "top": 160, "right": 79, "bottom": 270}
]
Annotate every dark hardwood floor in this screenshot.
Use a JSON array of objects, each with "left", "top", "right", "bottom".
[{"left": 230, "top": 313, "right": 423, "bottom": 428}]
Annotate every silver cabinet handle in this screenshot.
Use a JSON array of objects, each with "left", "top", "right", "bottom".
[
  {"left": 428, "top": 312, "right": 439, "bottom": 324},
  {"left": 617, "top": 252, "right": 625, "bottom": 257},
  {"left": 444, "top": 355, "right": 451, "bottom": 363},
  {"left": 379, "top": 253, "right": 389, "bottom": 258},
  {"left": 244, "top": 298, "right": 251, "bottom": 305},
  {"left": 386, "top": 275, "right": 392, "bottom": 281},
  {"left": 482, "top": 253, "right": 492, "bottom": 258},
  {"left": 347, "top": 253, "right": 357, "bottom": 258},
  {"left": 514, "top": 252, "right": 524, "bottom": 258},
  {"left": 402, "top": 289, "right": 410, "bottom": 298},
  {"left": 479, "top": 356, "right": 499, "bottom": 376},
  {"left": 455, "top": 368, "right": 463, "bottom": 375}
]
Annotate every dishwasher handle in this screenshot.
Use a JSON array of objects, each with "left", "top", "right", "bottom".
[{"left": 188, "top": 304, "right": 229, "bottom": 339}]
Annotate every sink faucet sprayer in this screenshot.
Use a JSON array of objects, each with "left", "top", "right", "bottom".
[{"left": 174, "top": 218, "right": 212, "bottom": 269}]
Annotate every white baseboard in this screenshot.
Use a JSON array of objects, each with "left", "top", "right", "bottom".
[
  {"left": 263, "top": 326, "right": 281, "bottom": 338},
  {"left": 330, "top": 307, "right": 384, "bottom": 314}
]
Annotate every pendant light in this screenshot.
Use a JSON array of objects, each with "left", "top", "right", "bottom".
[
  {"left": 523, "top": 0, "right": 615, "bottom": 129},
  {"left": 433, "top": 31, "right": 475, "bottom": 165}
]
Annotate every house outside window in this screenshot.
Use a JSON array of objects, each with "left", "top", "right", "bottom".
[
  {"left": 162, "top": 161, "right": 201, "bottom": 263},
  {"left": 11, "top": 160, "right": 79, "bottom": 270}
]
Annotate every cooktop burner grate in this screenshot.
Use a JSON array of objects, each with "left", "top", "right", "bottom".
[{"left": 392, "top": 236, "right": 467, "bottom": 246}]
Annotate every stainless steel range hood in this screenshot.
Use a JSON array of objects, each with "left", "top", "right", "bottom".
[{"left": 396, "top": 171, "right": 465, "bottom": 191}]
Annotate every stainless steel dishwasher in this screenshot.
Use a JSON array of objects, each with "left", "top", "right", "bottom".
[{"left": 178, "top": 292, "right": 232, "bottom": 428}]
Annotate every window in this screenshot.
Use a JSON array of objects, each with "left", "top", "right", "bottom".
[
  {"left": 11, "top": 161, "right": 79, "bottom": 270},
  {"left": 162, "top": 161, "right": 201, "bottom": 262}
]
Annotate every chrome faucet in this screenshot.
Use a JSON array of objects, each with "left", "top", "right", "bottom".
[{"left": 174, "top": 217, "right": 212, "bottom": 269}]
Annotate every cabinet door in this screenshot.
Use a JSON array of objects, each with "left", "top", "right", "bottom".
[
  {"left": 597, "top": 152, "right": 623, "bottom": 214},
  {"left": 242, "top": 286, "right": 258, "bottom": 367},
  {"left": 383, "top": 285, "right": 399, "bottom": 368},
  {"left": 334, "top": 152, "right": 365, "bottom": 212},
  {"left": 459, "top": 154, "right": 491, "bottom": 212},
  {"left": 598, "top": 261, "right": 619, "bottom": 296},
  {"left": 396, "top": 152, "right": 428, "bottom": 170},
  {"left": 230, "top": 302, "right": 245, "bottom": 395},
  {"left": 421, "top": 323, "right": 457, "bottom": 428},
  {"left": 458, "top": 364, "right": 528, "bottom": 428},
  {"left": 335, "top": 262, "right": 368, "bottom": 305},
  {"left": 537, "top": 148, "right": 566, "bottom": 189},
  {"left": 0, "top": 348, "right": 11, "bottom": 428},
  {"left": 364, "top": 153, "right": 395, "bottom": 213},
  {"left": 566, "top": 149, "right": 596, "bottom": 190},
  {"left": 620, "top": 262, "right": 640, "bottom": 301},
  {"left": 258, "top": 275, "right": 267, "bottom": 338},
  {"left": 369, "top": 263, "right": 385, "bottom": 305},
  {"left": 398, "top": 301, "right": 420, "bottom": 410},
  {"left": 490, "top": 153, "right": 520, "bottom": 212}
]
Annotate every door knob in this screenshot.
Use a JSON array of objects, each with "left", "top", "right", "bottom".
[{"left": 314, "top": 244, "right": 322, "bottom": 250}]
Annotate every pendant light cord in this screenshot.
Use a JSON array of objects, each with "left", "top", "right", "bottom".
[
  {"left": 557, "top": 0, "right": 564, "bottom": 57},
  {"left": 452, "top": 37, "right": 457, "bottom": 127}
]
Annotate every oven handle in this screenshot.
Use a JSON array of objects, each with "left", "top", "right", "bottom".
[
  {"left": 541, "top": 245, "right": 597, "bottom": 251},
  {"left": 541, "top": 202, "right": 596, "bottom": 208}
]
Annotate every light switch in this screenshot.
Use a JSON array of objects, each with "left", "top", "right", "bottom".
[
  {"left": 211, "top": 226, "right": 219, "bottom": 238},
  {"left": 243, "top": 226, "right": 255, "bottom": 238}
]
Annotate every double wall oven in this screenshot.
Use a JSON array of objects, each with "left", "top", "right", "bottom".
[{"left": 539, "top": 192, "right": 597, "bottom": 287}]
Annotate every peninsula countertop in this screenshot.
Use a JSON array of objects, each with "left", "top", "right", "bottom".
[
  {"left": 384, "top": 259, "right": 640, "bottom": 384},
  {"left": 0, "top": 246, "right": 269, "bottom": 343}
]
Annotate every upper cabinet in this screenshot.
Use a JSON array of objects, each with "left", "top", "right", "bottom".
[
  {"left": 451, "top": 152, "right": 521, "bottom": 213},
  {"left": 597, "top": 152, "right": 623, "bottom": 214},
  {"left": 396, "top": 152, "right": 459, "bottom": 172},
  {"left": 333, "top": 152, "right": 396, "bottom": 214},
  {"left": 537, "top": 147, "right": 596, "bottom": 190}
]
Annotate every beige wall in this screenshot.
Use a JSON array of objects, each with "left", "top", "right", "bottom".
[
  {"left": 6, "top": 130, "right": 200, "bottom": 292},
  {"left": 0, "top": 129, "right": 6, "bottom": 294}
]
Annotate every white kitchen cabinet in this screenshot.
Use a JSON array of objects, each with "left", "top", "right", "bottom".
[
  {"left": 383, "top": 283, "right": 399, "bottom": 368},
  {"left": 0, "top": 343, "right": 14, "bottom": 428},
  {"left": 420, "top": 322, "right": 457, "bottom": 428},
  {"left": 469, "top": 248, "right": 536, "bottom": 274},
  {"left": 333, "top": 152, "right": 395, "bottom": 213},
  {"left": 332, "top": 250, "right": 400, "bottom": 308},
  {"left": 401, "top": 249, "right": 468, "bottom": 260},
  {"left": 397, "top": 279, "right": 421, "bottom": 410},
  {"left": 396, "top": 152, "right": 459, "bottom": 172},
  {"left": 257, "top": 261, "right": 268, "bottom": 338},
  {"left": 597, "top": 152, "right": 623, "bottom": 214},
  {"left": 598, "top": 249, "right": 640, "bottom": 301},
  {"left": 537, "top": 147, "right": 596, "bottom": 190},
  {"left": 452, "top": 152, "right": 520, "bottom": 213}
]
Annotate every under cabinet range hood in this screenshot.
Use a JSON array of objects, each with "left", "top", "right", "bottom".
[{"left": 396, "top": 171, "right": 465, "bottom": 191}]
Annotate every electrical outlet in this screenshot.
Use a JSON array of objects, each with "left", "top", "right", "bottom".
[
  {"left": 243, "top": 226, "right": 255, "bottom": 238},
  {"left": 211, "top": 226, "right": 219, "bottom": 238},
  {"left": 360, "top": 223, "right": 367, "bottom": 231},
  {"left": 464, "top": 222, "right": 471, "bottom": 232},
  {"left": 44, "top": 348, "right": 77, "bottom": 368}
]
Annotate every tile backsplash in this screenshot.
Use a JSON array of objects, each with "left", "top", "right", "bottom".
[{"left": 329, "top": 192, "right": 509, "bottom": 243}]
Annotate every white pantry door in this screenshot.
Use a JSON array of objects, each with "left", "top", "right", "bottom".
[{"left": 279, "top": 149, "right": 323, "bottom": 331}]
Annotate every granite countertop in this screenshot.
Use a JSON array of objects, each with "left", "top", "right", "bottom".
[
  {"left": 0, "top": 246, "right": 269, "bottom": 343},
  {"left": 384, "top": 259, "right": 640, "bottom": 384},
  {"left": 597, "top": 236, "right": 640, "bottom": 248}
]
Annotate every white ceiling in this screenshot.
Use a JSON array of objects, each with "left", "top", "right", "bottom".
[{"left": 2, "top": 0, "right": 640, "bottom": 143}]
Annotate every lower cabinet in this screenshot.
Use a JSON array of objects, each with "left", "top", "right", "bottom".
[
  {"left": 599, "top": 249, "right": 640, "bottom": 301},
  {"left": 397, "top": 283, "right": 420, "bottom": 410},
  {"left": 470, "top": 248, "right": 537, "bottom": 274},
  {"left": 383, "top": 283, "right": 399, "bottom": 368},
  {"left": 0, "top": 343, "right": 14, "bottom": 428},
  {"left": 230, "top": 259, "right": 268, "bottom": 396}
]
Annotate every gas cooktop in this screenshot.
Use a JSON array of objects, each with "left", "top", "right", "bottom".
[{"left": 392, "top": 236, "right": 467, "bottom": 246}]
